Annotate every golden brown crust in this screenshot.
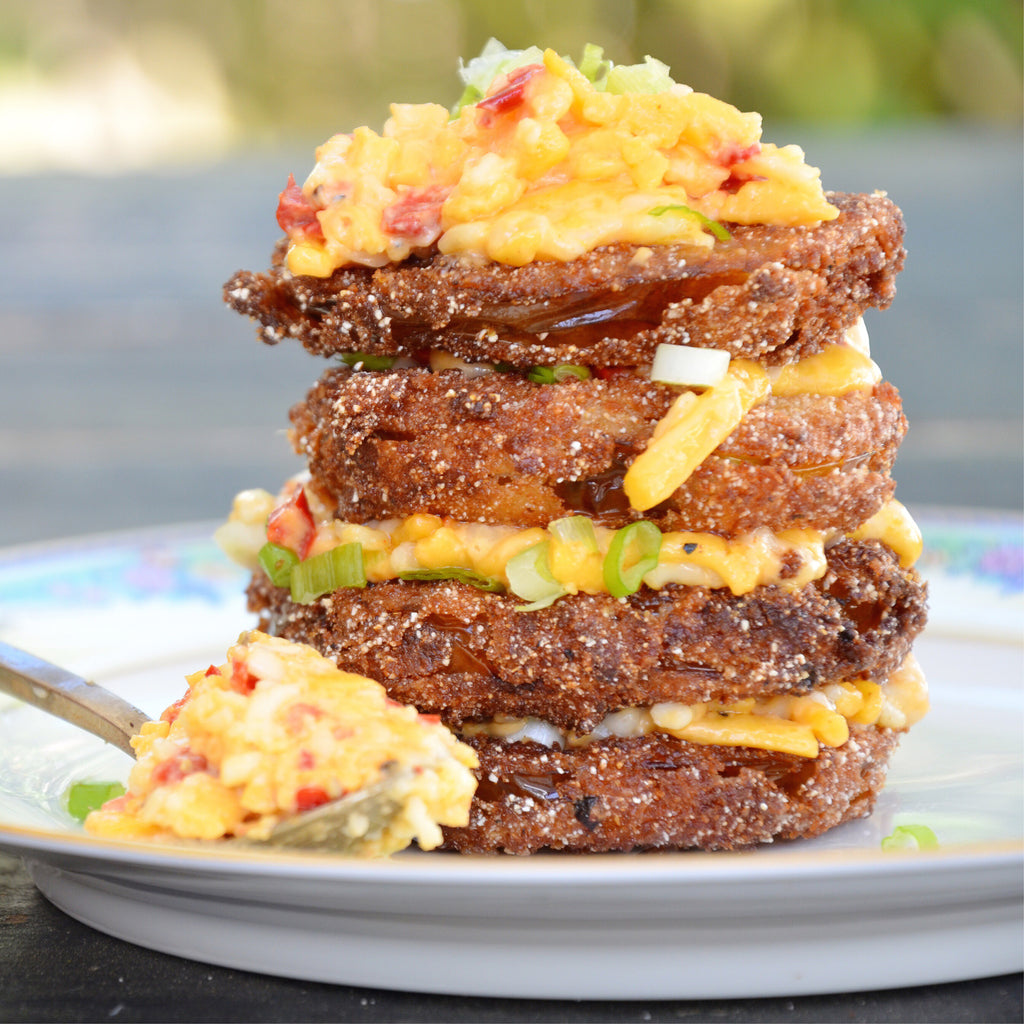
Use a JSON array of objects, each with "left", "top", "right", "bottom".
[
  {"left": 292, "top": 367, "right": 905, "bottom": 535},
  {"left": 224, "top": 192, "right": 905, "bottom": 368},
  {"left": 442, "top": 726, "right": 900, "bottom": 853},
  {"left": 247, "top": 539, "right": 927, "bottom": 733}
]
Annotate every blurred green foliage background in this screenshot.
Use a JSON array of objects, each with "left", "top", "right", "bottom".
[{"left": 0, "top": 0, "right": 1020, "bottom": 172}]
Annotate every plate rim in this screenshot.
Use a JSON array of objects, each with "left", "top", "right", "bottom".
[{"left": 1, "top": 514, "right": 1022, "bottom": 996}]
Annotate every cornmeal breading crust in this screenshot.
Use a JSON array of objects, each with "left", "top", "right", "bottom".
[
  {"left": 224, "top": 192, "right": 905, "bottom": 369},
  {"left": 247, "top": 539, "right": 926, "bottom": 733},
  {"left": 441, "top": 726, "right": 900, "bottom": 853},
  {"left": 292, "top": 367, "right": 905, "bottom": 535}
]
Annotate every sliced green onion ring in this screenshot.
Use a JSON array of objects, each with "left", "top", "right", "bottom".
[
  {"left": 548, "top": 515, "right": 599, "bottom": 552},
  {"left": 649, "top": 204, "right": 731, "bottom": 242},
  {"left": 603, "top": 521, "right": 662, "bottom": 598},
  {"left": 339, "top": 352, "right": 398, "bottom": 371},
  {"left": 650, "top": 343, "right": 730, "bottom": 389},
  {"left": 65, "top": 780, "right": 126, "bottom": 822},
  {"left": 399, "top": 567, "right": 505, "bottom": 592},
  {"left": 527, "top": 364, "right": 592, "bottom": 384},
  {"left": 258, "top": 542, "right": 300, "bottom": 588},
  {"left": 506, "top": 541, "right": 566, "bottom": 611},
  {"left": 880, "top": 824, "right": 939, "bottom": 851},
  {"left": 290, "top": 542, "right": 366, "bottom": 604}
]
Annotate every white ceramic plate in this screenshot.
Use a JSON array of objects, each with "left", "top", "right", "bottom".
[{"left": 0, "top": 512, "right": 1021, "bottom": 1000}]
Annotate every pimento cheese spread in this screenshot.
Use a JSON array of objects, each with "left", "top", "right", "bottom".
[
  {"left": 279, "top": 46, "right": 838, "bottom": 274},
  {"left": 85, "top": 631, "right": 479, "bottom": 855}
]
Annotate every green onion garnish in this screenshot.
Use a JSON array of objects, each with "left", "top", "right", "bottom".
[
  {"left": 290, "top": 542, "right": 366, "bottom": 604},
  {"left": 527, "top": 364, "right": 592, "bottom": 384},
  {"left": 605, "top": 55, "right": 675, "bottom": 95},
  {"left": 506, "top": 541, "right": 566, "bottom": 611},
  {"left": 577, "top": 43, "right": 611, "bottom": 87},
  {"left": 881, "top": 824, "right": 939, "bottom": 851},
  {"left": 399, "top": 567, "right": 505, "bottom": 592},
  {"left": 650, "top": 204, "right": 731, "bottom": 242},
  {"left": 258, "top": 542, "right": 300, "bottom": 588},
  {"left": 603, "top": 521, "right": 662, "bottom": 598},
  {"left": 549, "top": 515, "right": 599, "bottom": 552},
  {"left": 65, "top": 780, "right": 126, "bottom": 822},
  {"left": 452, "top": 41, "right": 680, "bottom": 117},
  {"left": 339, "top": 352, "right": 398, "bottom": 371}
]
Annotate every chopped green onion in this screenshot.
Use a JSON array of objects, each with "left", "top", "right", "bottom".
[
  {"left": 605, "top": 55, "right": 676, "bottom": 95},
  {"left": 506, "top": 541, "right": 566, "bottom": 611},
  {"left": 527, "top": 364, "right": 592, "bottom": 384},
  {"left": 339, "top": 352, "right": 398, "bottom": 371},
  {"left": 453, "top": 41, "right": 678, "bottom": 115},
  {"left": 650, "top": 342, "right": 730, "bottom": 388},
  {"left": 65, "top": 780, "right": 126, "bottom": 822},
  {"left": 451, "top": 83, "right": 484, "bottom": 113},
  {"left": 290, "top": 543, "right": 366, "bottom": 604},
  {"left": 881, "top": 824, "right": 939, "bottom": 851},
  {"left": 603, "top": 521, "right": 662, "bottom": 598},
  {"left": 577, "top": 43, "right": 611, "bottom": 88},
  {"left": 650, "top": 204, "right": 731, "bottom": 242},
  {"left": 399, "top": 567, "right": 505, "bottom": 592},
  {"left": 548, "top": 515, "right": 599, "bottom": 553},
  {"left": 258, "top": 542, "right": 300, "bottom": 588}
]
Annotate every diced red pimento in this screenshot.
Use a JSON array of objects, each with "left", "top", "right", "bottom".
[
  {"left": 285, "top": 702, "right": 326, "bottom": 735},
  {"left": 297, "top": 749, "right": 316, "bottom": 771},
  {"left": 229, "top": 658, "right": 260, "bottom": 695},
  {"left": 266, "top": 486, "right": 316, "bottom": 559},
  {"left": 294, "top": 786, "right": 331, "bottom": 812},
  {"left": 101, "top": 794, "right": 133, "bottom": 814},
  {"left": 151, "top": 750, "right": 209, "bottom": 787},
  {"left": 160, "top": 691, "right": 193, "bottom": 725},
  {"left": 717, "top": 141, "right": 761, "bottom": 166},
  {"left": 276, "top": 173, "right": 325, "bottom": 243},
  {"left": 476, "top": 64, "right": 543, "bottom": 122},
  {"left": 720, "top": 172, "right": 768, "bottom": 195},
  {"left": 381, "top": 185, "right": 451, "bottom": 247}
]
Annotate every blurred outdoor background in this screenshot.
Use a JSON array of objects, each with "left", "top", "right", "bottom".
[
  {"left": 1, "top": 0, "right": 1021, "bottom": 170},
  {"left": 0, "top": 0, "right": 1021, "bottom": 545}
]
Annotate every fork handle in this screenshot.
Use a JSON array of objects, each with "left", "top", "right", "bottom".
[{"left": 0, "top": 641, "right": 149, "bottom": 757}]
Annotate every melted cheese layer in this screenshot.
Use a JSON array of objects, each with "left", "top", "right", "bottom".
[
  {"left": 218, "top": 485, "right": 921, "bottom": 601},
  {"left": 461, "top": 654, "right": 928, "bottom": 759}
]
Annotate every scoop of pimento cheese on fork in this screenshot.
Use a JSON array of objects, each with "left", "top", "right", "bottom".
[{"left": 85, "top": 631, "right": 479, "bottom": 857}]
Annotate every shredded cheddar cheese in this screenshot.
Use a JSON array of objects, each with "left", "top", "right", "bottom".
[
  {"left": 849, "top": 499, "right": 923, "bottom": 568},
  {"left": 623, "top": 359, "right": 771, "bottom": 512},
  {"left": 770, "top": 343, "right": 882, "bottom": 397}
]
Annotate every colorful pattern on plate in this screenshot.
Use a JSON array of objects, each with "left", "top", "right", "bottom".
[
  {"left": 916, "top": 511, "right": 1024, "bottom": 596},
  {"left": 0, "top": 524, "right": 246, "bottom": 610}
]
